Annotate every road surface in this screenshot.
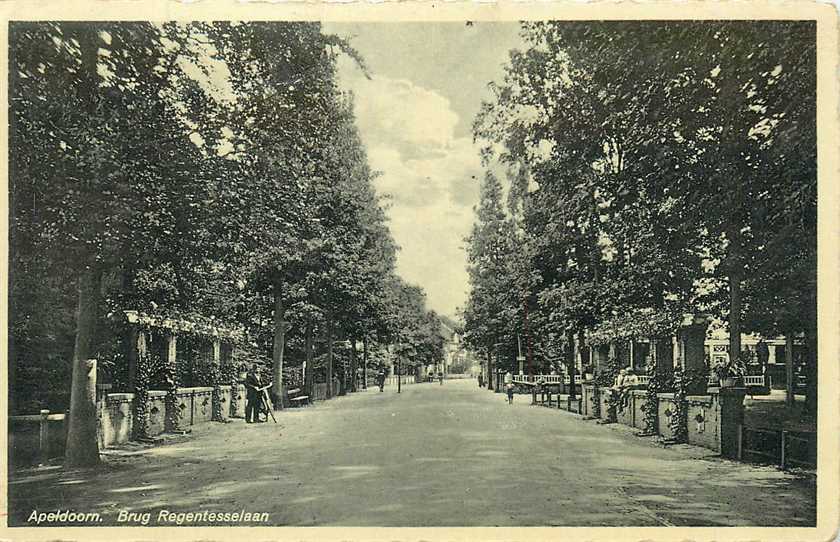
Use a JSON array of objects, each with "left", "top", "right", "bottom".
[{"left": 9, "top": 379, "right": 815, "bottom": 526}]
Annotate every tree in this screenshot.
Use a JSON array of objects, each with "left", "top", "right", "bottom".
[
  {"left": 463, "top": 172, "right": 520, "bottom": 387},
  {"left": 469, "top": 22, "right": 815, "bottom": 414},
  {"left": 10, "top": 21, "right": 236, "bottom": 464}
]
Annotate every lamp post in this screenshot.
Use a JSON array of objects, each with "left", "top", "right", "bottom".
[{"left": 396, "top": 339, "right": 402, "bottom": 394}]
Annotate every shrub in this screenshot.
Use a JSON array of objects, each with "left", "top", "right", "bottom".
[{"left": 594, "top": 356, "right": 622, "bottom": 387}]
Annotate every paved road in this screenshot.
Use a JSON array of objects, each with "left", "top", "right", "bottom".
[{"left": 9, "top": 379, "right": 815, "bottom": 526}]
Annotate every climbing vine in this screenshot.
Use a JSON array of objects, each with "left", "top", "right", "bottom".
[
  {"left": 132, "top": 350, "right": 167, "bottom": 440},
  {"left": 669, "top": 368, "right": 689, "bottom": 443},
  {"left": 594, "top": 356, "right": 622, "bottom": 387},
  {"left": 163, "top": 359, "right": 180, "bottom": 432},
  {"left": 642, "top": 362, "right": 674, "bottom": 435}
]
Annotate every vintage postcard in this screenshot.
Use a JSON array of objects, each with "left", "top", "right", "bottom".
[{"left": 1, "top": 1, "right": 838, "bottom": 541}]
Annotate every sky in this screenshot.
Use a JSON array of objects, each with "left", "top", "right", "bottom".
[{"left": 323, "top": 22, "right": 524, "bottom": 320}]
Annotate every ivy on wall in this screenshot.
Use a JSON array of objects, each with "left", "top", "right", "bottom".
[
  {"left": 669, "top": 368, "right": 689, "bottom": 443},
  {"left": 642, "top": 362, "right": 674, "bottom": 435},
  {"left": 163, "top": 360, "right": 180, "bottom": 432},
  {"left": 132, "top": 350, "right": 167, "bottom": 440}
]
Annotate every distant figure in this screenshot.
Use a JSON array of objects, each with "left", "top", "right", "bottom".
[
  {"left": 439, "top": 371, "right": 444, "bottom": 385},
  {"left": 612, "top": 368, "right": 632, "bottom": 411},
  {"left": 244, "top": 363, "right": 263, "bottom": 424},
  {"left": 377, "top": 369, "right": 386, "bottom": 392},
  {"left": 504, "top": 370, "right": 514, "bottom": 404},
  {"left": 478, "top": 372, "right": 484, "bottom": 388}
]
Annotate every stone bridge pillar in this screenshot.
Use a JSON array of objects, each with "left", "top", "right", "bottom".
[{"left": 676, "top": 314, "right": 712, "bottom": 372}]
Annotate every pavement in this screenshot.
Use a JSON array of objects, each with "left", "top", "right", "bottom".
[{"left": 7, "top": 379, "right": 815, "bottom": 526}]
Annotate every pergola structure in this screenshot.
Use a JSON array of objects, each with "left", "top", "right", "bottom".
[{"left": 123, "top": 310, "right": 243, "bottom": 389}]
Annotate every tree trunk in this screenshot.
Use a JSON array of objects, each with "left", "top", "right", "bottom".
[
  {"left": 804, "top": 289, "right": 817, "bottom": 416},
  {"left": 785, "top": 331, "right": 795, "bottom": 408},
  {"left": 486, "top": 351, "right": 493, "bottom": 390},
  {"left": 591, "top": 187, "right": 601, "bottom": 284},
  {"left": 271, "top": 279, "right": 285, "bottom": 409},
  {"left": 362, "top": 335, "right": 368, "bottom": 390},
  {"left": 577, "top": 328, "right": 588, "bottom": 373},
  {"left": 65, "top": 265, "right": 102, "bottom": 467},
  {"left": 566, "top": 330, "right": 577, "bottom": 400},
  {"left": 326, "top": 315, "right": 334, "bottom": 399},
  {"left": 304, "top": 319, "right": 314, "bottom": 398},
  {"left": 524, "top": 298, "right": 533, "bottom": 375},
  {"left": 350, "top": 338, "right": 358, "bottom": 392},
  {"left": 728, "top": 224, "right": 742, "bottom": 361}
]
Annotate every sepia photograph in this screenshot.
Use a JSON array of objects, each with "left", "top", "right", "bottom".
[{"left": 2, "top": 3, "right": 838, "bottom": 541}]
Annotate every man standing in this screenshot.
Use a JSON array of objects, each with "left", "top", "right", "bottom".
[
  {"left": 245, "top": 363, "right": 263, "bottom": 423},
  {"left": 504, "top": 370, "right": 514, "bottom": 404}
]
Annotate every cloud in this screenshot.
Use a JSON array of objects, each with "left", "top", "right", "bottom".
[
  {"left": 336, "top": 60, "right": 483, "bottom": 317},
  {"left": 349, "top": 75, "right": 460, "bottom": 158}
]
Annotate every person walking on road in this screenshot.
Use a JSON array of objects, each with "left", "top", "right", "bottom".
[
  {"left": 438, "top": 371, "right": 444, "bottom": 385},
  {"left": 377, "top": 368, "right": 386, "bottom": 392},
  {"left": 504, "top": 370, "right": 514, "bottom": 404}
]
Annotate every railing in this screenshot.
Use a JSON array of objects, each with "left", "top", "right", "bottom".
[
  {"left": 707, "top": 375, "right": 771, "bottom": 387},
  {"left": 385, "top": 375, "right": 417, "bottom": 386},
  {"left": 513, "top": 374, "right": 576, "bottom": 385},
  {"left": 745, "top": 375, "right": 769, "bottom": 387},
  {"left": 10, "top": 411, "right": 68, "bottom": 466},
  {"left": 737, "top": 424, "right": 816, "bottom": 470},
  {"left": 515, "top": 374, "right": 651, "bottom": 387}
]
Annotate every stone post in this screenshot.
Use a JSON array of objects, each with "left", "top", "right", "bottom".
[
  {"left": 164, "top": 332, "right": 179, "bottom": 432},
  {"left": 39, "top": 409, "right": 51, "bottom": 464},
  {"left": 717, "top": 388, "right": 746, "bottom": 458},
  {"left": 678, "top": 314, "right": 712, "bottom": 372},
  {"left": 127, "top": 325, "right": 138, "bottom": 392}
]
